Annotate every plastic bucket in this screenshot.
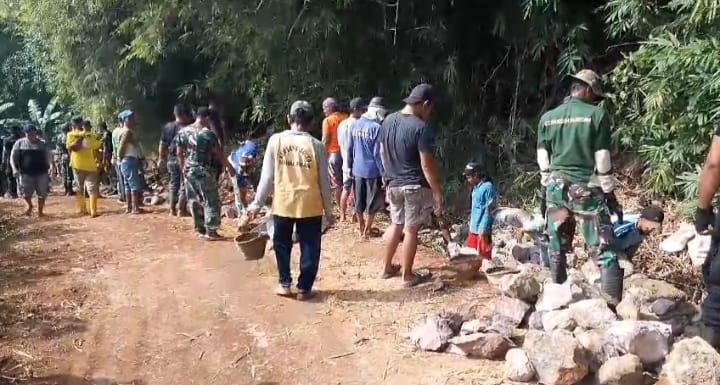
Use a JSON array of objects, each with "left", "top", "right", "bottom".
[{"left": 235, "top": 233, "right": 268, "bottom": 260}]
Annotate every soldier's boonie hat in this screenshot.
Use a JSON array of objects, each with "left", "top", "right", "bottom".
[{"left": 568, "top": 69, "right": 607, "bottom": 98}]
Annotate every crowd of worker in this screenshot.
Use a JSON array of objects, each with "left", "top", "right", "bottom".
[{"left": 8, "top": 71, "right": 720, "bottom": 348}]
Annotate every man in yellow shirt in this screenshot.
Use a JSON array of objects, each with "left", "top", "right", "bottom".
[
  {"left": 66, "top": 115, "right": 101, "bottom": 217},
  {"left": 248, "top": 101, "right": 334, "bottom": 300}
]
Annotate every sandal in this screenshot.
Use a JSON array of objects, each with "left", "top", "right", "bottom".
[
  {"left": 402, "top": 271, "right": 433, "bottom": 288},
  {"left": 380, "top": 264, "right": 402, "bottom": 279}
]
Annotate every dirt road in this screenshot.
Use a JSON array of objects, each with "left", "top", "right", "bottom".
[{"left": 0, "top": 191, "right": 507, "bottom": 385}]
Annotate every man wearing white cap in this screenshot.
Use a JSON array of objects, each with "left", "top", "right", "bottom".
[
  {"left": 248, "top": 100, "right": 334, "bottom": 301},
  {"left": 337, "top": 97, "right": 366, "bottom": 222}
]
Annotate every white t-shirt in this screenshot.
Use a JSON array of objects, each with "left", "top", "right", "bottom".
[{"left": 337, "top": 116, "right": 357, "bottom": 179}]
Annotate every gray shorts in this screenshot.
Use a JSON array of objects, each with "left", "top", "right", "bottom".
[
  {"left": 73, "top": 169, "right": 99, "bottom": 195},
  {"left": 328, "top": 152, "right": 343, "bottom": 190},
  {"left": 386, "top": 185, "right": 434, "bottom": 228},
  {"left": 18, "top": 173, "right": 50, "bottom": 199}
]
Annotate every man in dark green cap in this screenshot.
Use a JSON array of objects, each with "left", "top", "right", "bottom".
[{"left": 537, "top": 69, "right": 624, "bottom": 304}]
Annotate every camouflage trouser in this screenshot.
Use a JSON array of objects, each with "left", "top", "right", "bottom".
[
  {"left": 185, "top": 168, "right": 221, "bottom": 233},
  {"left": 545, "top": 180, "right": 618, "bottom": 269},
  {"left": 61, "top": 154, "right": 73, "bottom": 190}
]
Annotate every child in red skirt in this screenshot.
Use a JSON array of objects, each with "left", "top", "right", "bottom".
[{"left": 463, "top": 162, "right": 496, "bottom": 259}]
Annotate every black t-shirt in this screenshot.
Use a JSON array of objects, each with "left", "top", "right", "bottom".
[
  {"left": 378, "top": 111, "right": 434, "bottom": 188},
  {"left": 102, "top": 131, "right": 113, "bottom": 154},
  {"left": 160, "top": 122, "right": 182, "bottom": 158}
]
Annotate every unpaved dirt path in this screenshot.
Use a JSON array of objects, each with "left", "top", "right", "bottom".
[{"left": 0, "top": 190, "right": 510, "bottom": 385}]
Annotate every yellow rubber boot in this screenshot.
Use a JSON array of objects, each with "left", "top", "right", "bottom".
[
  {"left": 89, "top": 195, "right": 99, "bottom": 217},
  {"left": 75, "top": 194, "right": 88, "bottom": 215}
]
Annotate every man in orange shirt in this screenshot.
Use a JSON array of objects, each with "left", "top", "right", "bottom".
[{"left": 321, "top": 97, "right": 348, "bottom": 208}]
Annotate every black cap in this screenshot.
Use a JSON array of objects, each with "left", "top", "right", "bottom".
[
  {"left": 462, "top": 161, "right": 483, "bottom": 176},
  {"left": 403, "top": 83, "right": 437, "bottom": 105},
  {"left": 71, "top": 115, "right": 84, "bottom": 125},
  {"left": 349, "top": 97, "right": 367, "bottom": 111},
  {"left": 640, "top": 205, "right": 664, "bottom": 224}
]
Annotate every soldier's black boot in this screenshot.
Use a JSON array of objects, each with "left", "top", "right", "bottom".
[
  {"left": 601, "top": 261, "right": 624, "bottom": 306},
  {"left": 549, "top": 255, "right": 567, "bottom": 284}
]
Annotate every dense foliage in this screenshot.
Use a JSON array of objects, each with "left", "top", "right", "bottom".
[{"left": 0, "top": 0, "right": 718, "bottom": 205}]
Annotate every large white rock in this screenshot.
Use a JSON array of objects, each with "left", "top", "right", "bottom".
[
  {"left": 409, "top": 315, "right": 455, "bottom": 352},
  {"left": 523, "top": 329, "right": 589, "bottom": 385},
  {"left": 486, "top": 296, "right": 531, "bottom": 328},
  {"left": 597, "top": 354, "right": 644, "bottom": 385},
  {"left": 504, "top": 348, "right": 536, "bottom": 382},
  {"left": 661, "top": 336, "right": 720, "bottom": 385},
  {"left": 542, "top": 309, "right": 576, "bottom": 332},
  {"left": 607, "top": 320, "right": 672, "bottom": 365},
  {"left": 569, "top": 299, "right": 618, "bottom": 330},
  {"left": 495, "top": 271, "right": 542, "bottom": 302},
  {"left": 536, "top": 281, "right": 586, "bottom": 311}
]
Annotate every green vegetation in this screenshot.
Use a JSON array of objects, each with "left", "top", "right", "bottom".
[{"left": 0, "top": 0, "right": 718, "bottom": 206}]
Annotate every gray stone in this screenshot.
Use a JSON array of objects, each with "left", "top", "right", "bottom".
[
  {"left": 624, "top": 276, "right": 687, "bottom": 303},
  {"left": 597, "top": 354, "right": 644, "bottom": 385},
  {"left": 150, "top": 195, "right": 165, "bottom": 205},
  {"left": 487, "top": 296, "right": 531, "bottom": 328},
  {"left": 439, "top": 311, "right": 464, "bottom": 334},
  {"left": 616, "top": 294, "right": 642, "bottom": 321},
  {"left": 519, "top": 263, "right": 552, "bottom": 284},
  {"left": 409, "top": 315, "right": 455, "bottom": 352},
  {"left": 495, "top": 271, "right": 542, "bottom": 302},
  {"left": 661, "top": 337, "right": 720, "bottom": 385},
  {"left": 607, "top": 320, "right": 672, "bottom": 365},
  {"left": 460, "top": 319, "right": 484, "bottom": 335},
  {"left": 528, "top": 311, "right": 546, "bottom": 330},
  {"left": 581, "top": 259, "right": 601, "bottom": 285},
  {"left": 542, "top": 309, "right": 577, "bottom": 332},
  {"left": 575, "top": 329, "right": 621, "bottom": 373},
  {"left": 511, "top": 243, "right": 538, "bottom": 264},
  {"left": 536, "top": 281, "right": 587, "bottom": 312},
  {"left": 446, "top": 332, "right": 512, "bottom": 359},
  {"left": 651, "top": 299, "right": 678, "bottom": 317},
  {"left": 665, "top": 316, "right": 689, "bottom": 337},
  {"left": 487, "top": 314, "right": 515, "bottom": 338},
  {"left": 456, "top": 301, "right": 481, "bottom": 322},
  {"left": 523, "top": 329, "right": 589, "bottom": 385},
  {"left": 504, "top": 348, "right": 536, "bottom": 382},
  {"left": 570, "top": 299, "right": 618, "bottom": 330}
]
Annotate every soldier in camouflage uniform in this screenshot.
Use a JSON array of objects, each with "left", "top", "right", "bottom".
[
  {"left": 537, "top": 69, "right": 624, "bottom": 304},
  {"left": 56, "top": 123, "right": 75, "bottom": 196},
  {"left": 176, "top": 107, "right": 235, "bottom": 240}
]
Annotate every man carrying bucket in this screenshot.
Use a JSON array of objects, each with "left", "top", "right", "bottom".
[{"left": 247, "top": 100, "right": 334, "bottom": 301}]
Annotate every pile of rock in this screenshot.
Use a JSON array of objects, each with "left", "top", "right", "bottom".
[{"left": 409, "top": 262, "right": 720, "bottom": 384}]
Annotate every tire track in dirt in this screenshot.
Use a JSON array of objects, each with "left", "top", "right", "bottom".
[
  {"left": 41, "top": 197, "right": 369, "bottom": 385},
  {"left": 2, "top": 193, "right": 506, "bottom": 385}
]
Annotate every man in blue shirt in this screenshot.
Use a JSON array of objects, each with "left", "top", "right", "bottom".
[
  {"left": 613, "top": 205, "right": 664, "bottom": 259},
  {"left": 348, "top": 98, "right": 386, "bottom": 238},
  {"left": 228, "top": 139, "right": 259, "bottom": 221}
]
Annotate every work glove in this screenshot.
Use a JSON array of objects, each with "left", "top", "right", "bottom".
[
  {"left": 696, "top": 206, "right": 715, "bottom": 234},
  {"left": 605, "top": 191, "right": 623, "bottom": 223}
]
